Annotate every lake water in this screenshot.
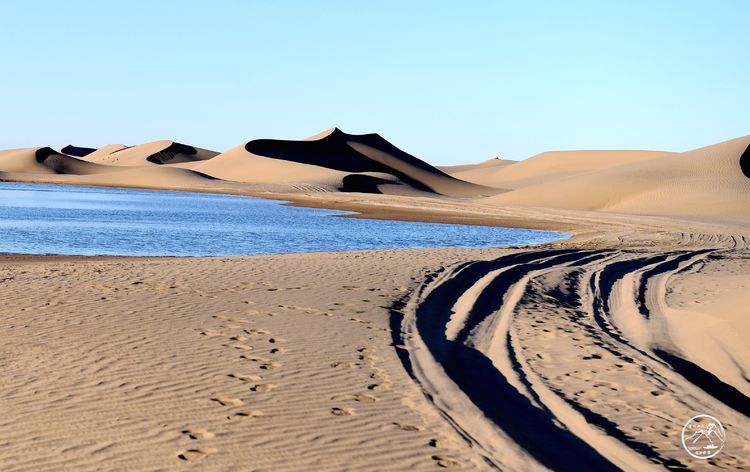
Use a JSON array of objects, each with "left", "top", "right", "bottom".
[{"left": 0, "top": 182, "right": 567, "bottom": 256}]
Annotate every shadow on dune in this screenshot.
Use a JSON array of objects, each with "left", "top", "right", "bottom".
[
  {"left": 340, "top": 174, "right": 386, "bottom": 194},
  {"left": 741, "top": 144, "right": 750, "bottom": 178},
  {"left": 654, "top": 349, "right": 750, "bottom": 417},
  {"left": 146, "top": 142, "right": 202, "bottom": 164},
  {"left": 61, "top": 145, "right": 96, "bottom": 157},
  {"left": 35, "top": 147, "right": 88, "bottom": 174}
]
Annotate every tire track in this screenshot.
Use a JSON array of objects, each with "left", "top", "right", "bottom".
[{"left": 396, "top": 247, "right": 750, "bottom": 471}]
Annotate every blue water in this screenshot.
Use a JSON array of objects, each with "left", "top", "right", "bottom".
[{"left": 0, "top": 182, "right": 567, "bottom": 256}]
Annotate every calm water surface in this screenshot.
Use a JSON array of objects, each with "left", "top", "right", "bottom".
[{"left": 0, "top": 182, "right": 567, "bottom": 256}]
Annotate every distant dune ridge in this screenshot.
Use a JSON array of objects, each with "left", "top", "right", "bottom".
[{"left": 1, "top": 130, "right": 749, "bottom": 218}]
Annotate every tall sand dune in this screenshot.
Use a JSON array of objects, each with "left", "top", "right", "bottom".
[
  {"left": 482, "top": 136, "right": 750, "bottom": 218},
  {"left": 197, "top": 128, "right": 498, "bottom": 197},
  {"left": 87, "top": 140, "right": 219, "bottom": 166}
]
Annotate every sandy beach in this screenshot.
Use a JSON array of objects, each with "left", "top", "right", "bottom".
[{"left": 1, "top": 128, "right": 749, "bottom": 470}]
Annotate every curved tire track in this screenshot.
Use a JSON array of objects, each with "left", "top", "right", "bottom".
[{"left": 395, "top": 248, "right": 750, "bottom": 471}]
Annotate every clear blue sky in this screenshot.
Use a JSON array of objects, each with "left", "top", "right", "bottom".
[{"left": 1, "top": 1, "right": 748, "bottom": 164}]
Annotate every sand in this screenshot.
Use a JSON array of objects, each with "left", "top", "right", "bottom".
[{"left": 1, "top": 130, "right": 749, "bottom": 471}]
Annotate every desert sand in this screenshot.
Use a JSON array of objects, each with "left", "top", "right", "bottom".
[{"left": 0, "top": 129, "right": 749, "bottom": 471}]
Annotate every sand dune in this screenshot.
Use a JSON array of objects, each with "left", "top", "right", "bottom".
[
  {"left": 482, "top": 136, "right": 750, "bottom": 217},
  {"left": 86, "top": 140, "right": 219, "bottom": 166},
  {"left": 197, "top": 128, "right": 498, "bottom": 197}
]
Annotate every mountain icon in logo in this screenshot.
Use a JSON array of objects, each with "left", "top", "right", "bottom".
[{"left": 682, "top": 415, "right": 726, "bottom": 459}]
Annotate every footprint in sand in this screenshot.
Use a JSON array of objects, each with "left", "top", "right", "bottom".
[
  {"left": 219, "top": 316, "right": 252, "bottom": 324},
  {"left": 259, "top": 362, "right": 281, "bottom": 370},
  {"left": 432, "top": 455, "right": 462, "bottom": 468},
  {"left": 241, "top": 355, "right": 272, "bottom": 366},
  {"left": 393, "top": 422, "right": 422, "bottom": 431},
  {"left": 247, "top": 310, "right": 275, "bottom": 317},
  {"left": 177, "top": 447, "right": 217, "bottom": 462},
  {"left": 245, "top": 328, "right": 271, "bottom": 335},
  {"left": 230, "top": 410, "right": 264, "bottom": 420},
  {"left": 223, "top": 343, "right": 254, "bottom": 351},
  {"left": 269, "top": 347, "right": 287, "bottom": 354},
  {"left": 211, "top": 396, "right": 244, "bottom": 407},
  {"left": 200, "top": 330, "right": 229, "bottom": 338},
  {"left": 353, "top": 393, "right": 377, "bottom": 403},
  {"left": 228, "top": 373, "right": 262, "bottom": 382},
  {"left": 330, "top": 362, "right": 359, "bottom": 369},
  {"left": 250, "top": 384, "right": 276, "bottom": 393},
  {"left": 429, "top": 438, "right": 458, "bottom": 449},
  {"left": 331, "top": 407, "right": 355, "bottom": 416},
  {"left": 181, "top": 429, "right": 215, "bottom": 440}
]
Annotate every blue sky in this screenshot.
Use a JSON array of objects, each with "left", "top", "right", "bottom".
[{"left": 1, "top": 1, "right": 748, "bottom": 164}]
